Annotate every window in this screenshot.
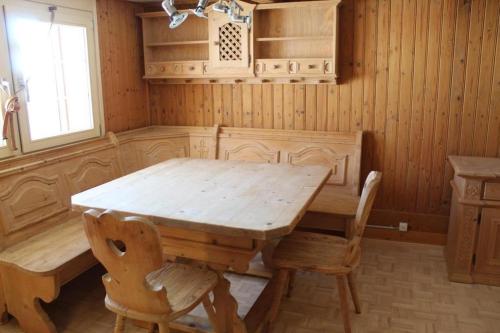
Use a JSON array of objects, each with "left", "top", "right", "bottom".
[{"left": 1, "top": 0, "right": 103, "bottom": 153}]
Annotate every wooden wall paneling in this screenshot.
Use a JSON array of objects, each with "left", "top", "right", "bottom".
[
  {"left": 263, "top": 85, "right": 273, "bottom": 129},
  {"left": 203, "top": 85, "right": 213, "bottom": 126},
  {"left": 428, "top": 0, "right": 457, "bottom": 214},
  {"left": 273, "top": 85, "right": 284, "bottom": 129},
  {"left": 146, "top": 0, "right": 500, "bottom": 242},
  {"left": 305, "top": 85, "right": 316, "bottom": 130},
  {"left": 253, "top": 85, "right": 263, "bottom": 128},
  {"left": 223, "top": 85, "right": 233, "bottom": 126},
  {"left": 351, "top": 0, "right": 364, "bottom": 133},
  {"left": 338, "top": 0, "right": 353, "bottom": 132},
  {"left": 405, "top": 0, "right": 429, "bottom": 212},
  {"left": 242, "top": 85, "right": 253, "bottom": 127},
  {"left": 233, "top": 85, "right": 243, "bottom": 127},
  {"left": 361, "top": 0, "right": 377, "bottom": 188},
  {"left": 441, "top": 0, "right": 472, "bottom": 210},
  {"left": 195, "top": 85, "right": 205, "bottom": 126},
  {"left": 485, "top": 25, "right": 500, "bottom": 157},
  {"left": 415, "top": 0, "right": 442, "bottom": 212},
  {"left": 326, "top": 84, "right": 339, "bottom": 131},
  {"left": 316, "top": 85, "right": 327, "bottom": 131},
  {"left": 394, "top": 0, "right": 416, "bottom": 211},
  {"left": 97, "top": 0, "right": 149, "bottom": 133},
  {"left": 213, "top": 84, "right": 223, "bottom": 125},
  {"left": 372, "top": 0, "right": 389, "bottom": 209},
  {"left": 459, "top": 0, "right": 486, "bottom": 156},
  {"left": 472, "top": 0, "right": 500, "bottom": 156},
  {"left": 283, "top": 85, "right": 294, "bottom": 130},
  {"left": 383, "top": 0, "right": 402, "bottom": 210},
  {"left": 294, "top": 84, "right": 305, "bottom": 130}
]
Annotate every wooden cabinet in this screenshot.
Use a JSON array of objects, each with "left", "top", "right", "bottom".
[
  {"left": 138, "top": 0, "right": 341, "bottom": 83},
  {"left": 207, "top": 1, "right": 255, "bottom": 76},
  {"left": 446, "top": 156, "right": 500, "bottom": 286}
]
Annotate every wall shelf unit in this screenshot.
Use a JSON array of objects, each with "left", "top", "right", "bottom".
[{"left": 138, "top": 0, "right": 341, "bottom": 83}]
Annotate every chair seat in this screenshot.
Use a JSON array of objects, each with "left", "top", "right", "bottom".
[
  {"left": 106, "top": 263, "right": 218, "bottom": 321},
  {"left": 272, "top": 231, "right": 357, "bottom": 274},
  {"left": 308, "top": 191, "right": 360, "bottom": 217}
]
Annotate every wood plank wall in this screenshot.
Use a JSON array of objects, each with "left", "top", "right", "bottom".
[
  {"left": 149, "top": 0, "right": 500, "bottom": 243},
  {"left": 97, "top": 0, "right": 149, "bottom": 133}
]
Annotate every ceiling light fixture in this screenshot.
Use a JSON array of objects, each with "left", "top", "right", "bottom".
[
  {"left": 161, "top": 0, "right": 251, "bottom": 29},
  {"left": 161, "top": 0, "right": 188, "bottom": 29},
  {"left": 191, "top": 0, "right": 209, "bottom": 18}
]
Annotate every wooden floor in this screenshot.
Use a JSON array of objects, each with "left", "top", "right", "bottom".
[{"left": 2, "top": 239, "right": 500, "bottom": 333}]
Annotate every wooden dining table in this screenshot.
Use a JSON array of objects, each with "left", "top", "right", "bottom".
[{"left": 71, "top": 158, "right": 331, "bottom": 333}]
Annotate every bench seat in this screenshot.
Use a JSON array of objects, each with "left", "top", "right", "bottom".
[
  {"left": 0, "top": 217, "right": 95, "bottom": 333},
  {"left": 0, "top": 217, "right": 91, "bottom": 276},
  {"left": 308, "top": 192, "right": 360, "bottom": 217}
]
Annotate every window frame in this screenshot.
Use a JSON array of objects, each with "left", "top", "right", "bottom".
[
  {"left": 1, "top": 0, "right": 105, "bottom": 154},
  {"left": 0, "top": 2, "right": 18, "bottom": 158}
]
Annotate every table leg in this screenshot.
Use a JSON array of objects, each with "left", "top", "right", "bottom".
[{"left": 213, "top": 271, "right": 247, "bottom": 333}]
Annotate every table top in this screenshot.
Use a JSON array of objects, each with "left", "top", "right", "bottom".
[
  {"left": 71, "top": 158, "right": 331, "bottom": 240},
  {"left": 449, "top": 155, "right": 500, "bottom": 178}
]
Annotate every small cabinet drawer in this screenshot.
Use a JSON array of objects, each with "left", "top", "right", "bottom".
[
  {"left": 146, "top": 64, "right": 168, "bottom": 76},
  {"left": 484, "top": 182, "right": 500, "bottom": 201},
  {"left": 255, "top": 60, "right": 290, "bottom": 75},
  {"left": 180, "top": 62, "right": 203, "bottom": 75},
  {"left": 146, "top": 62, "right": 203, "bottom": 77},
  {"left": 290, "top": 59, "right": 325, "bottom": 75}
]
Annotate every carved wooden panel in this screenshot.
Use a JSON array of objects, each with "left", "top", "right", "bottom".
[
  {"left": 284, "top": 147, "right": 347, "bottom": 185},
  {"left": 0, "top": 174, "right": 69, "bottom": 233},
  {"left": 220, "top": 142, "right": 279, "bottom": 163},
  {"left": 65, "top": 156, "right": 122, "bottom": 194},
  {"left": 139, "top": 140, "right": 189, "bottom": 168},
  {"left": 219, "top": 23, "right": 243, "bottom": 61},
  {"left": 475, "top": 208, "right": 500, "bottom": 275},
  {"left": 118, "top": 142, "right": 140, "bottom": 174}
]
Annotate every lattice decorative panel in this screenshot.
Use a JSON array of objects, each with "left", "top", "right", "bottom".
[{"left": 219, "top": 23, "right": 242, "bottom": 61}]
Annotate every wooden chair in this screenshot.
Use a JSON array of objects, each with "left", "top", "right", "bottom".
[
  {"left": 83, "top": 209, "right": 220, "bottom": 333},
  {"left": 268, "top": 171, "right": 382, "bottom": 333}
]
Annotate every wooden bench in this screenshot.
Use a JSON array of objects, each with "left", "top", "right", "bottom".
[
  {"left": 0, "top": 134, "right": 123, "bottom": 333},
  {"left": 0, "top": 125, "right": 361, "bottom": 332}
]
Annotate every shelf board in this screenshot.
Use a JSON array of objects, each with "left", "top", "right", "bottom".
[
  {"left": 256, "top": 36, "right": 333, "bottom": 42},
  {"left": 146, "top": 40, "right": 209, "bottom": 47}
]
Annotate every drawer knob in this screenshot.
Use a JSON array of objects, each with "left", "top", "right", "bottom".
[
  {"left": 308, "top": 64, "right": 317, "bottom": 69},
  {"left": 273, "top": 64, "right": 281, "bottom": 69}
]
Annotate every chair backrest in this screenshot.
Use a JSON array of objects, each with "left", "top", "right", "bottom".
[
  {"left": 344, "top": 171, "right": 382, "bottom": 266},
  {"left": 83, "top": 209, "right": 171, "bottom": 314}
]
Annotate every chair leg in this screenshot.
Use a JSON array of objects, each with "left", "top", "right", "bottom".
[
  {"left": 286, "top": 270, "right": 296, "bottom": 297},
  {"left": 202, "top": 294, "right": 222, "bottom": 333},
  {"left": 114, "top": 315, "right": 125, "bottom": 333},
  {"left": 158, "top": 322, "right": 170, "bottom": 333},
  {"left": 347, "top": 272, "right": 361, "bottom": 314},
  {"left": 266, "top": 269, "right": 289, "bottom": 333},
  {"left": 336, "top": 275, "right": 352, "bottom": 333}
]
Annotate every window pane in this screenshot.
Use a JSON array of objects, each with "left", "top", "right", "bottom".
[{"left": 10, "top": 18, "right": 93, "bottom": 141}]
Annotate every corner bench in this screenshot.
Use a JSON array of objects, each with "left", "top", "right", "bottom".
[{"left": 0, "top": 125, "right": 362, "bottom": 333}]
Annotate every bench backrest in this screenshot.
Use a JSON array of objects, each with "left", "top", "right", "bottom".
[
  {"left": 0, "top": 135, "right": 122, "bottom": 250},
  {"left": 0, "top": 125, "right": 362, "bottom": 251},
  {"left": 216, "top": 127, "right": 362, "bottom": 197}
]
